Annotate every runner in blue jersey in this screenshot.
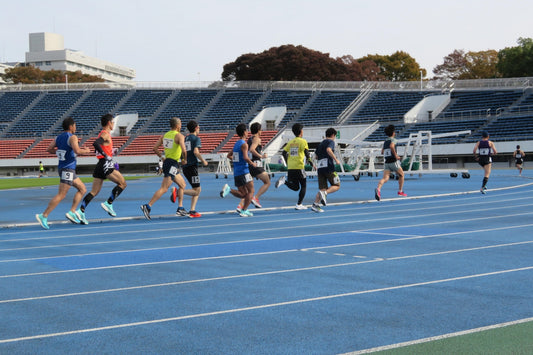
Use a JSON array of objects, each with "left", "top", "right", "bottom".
[
  {"left": 35, "top": 117, "right": 91, "bottom": 229},
  {"left": 220, "top": 123, "right": 256, "bottom": 217},
  {"left": 473, "top": 131, "right": 497, "bottom": 194}
]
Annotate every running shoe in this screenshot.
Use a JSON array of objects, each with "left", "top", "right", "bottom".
[
  {"left": 141, "top": 204, "right": 151, "bottom": 220},
  {"left": 311, "top": 203, "right": 324, "bottom": 213},
  {"left": 251, "top": 197, "right": 262, "bottom": 208},
  {"left": 220, "top": 183, "right": 230, "bottom": 198},
  {"left": 397, "top": 191, "right": 408, "bottom": 197},
  {"left": 236, "top": 204, "right": 243, "bottom": 213},
  {"left": 101, "top": 201, "right": 116, "bottom": 217},
  {"left": 374, "top": 188, "right": 381, "bottom": 201},
  {"left": 66, "top": 211, "right": 81, "bottom": 224},
  {"left": 295, "top": 204, "right": 307, "bottom": 210},
  {"left": 35, "top": 213, "right": 49, "bottom": 230},
  {"left": 75, "top": 209, "right": 89, "bottom": 225},
  {"left": 319, "top": 190, "right": 327, "bottom": 206},
  {"left": 188, "top": 210, "right": 202, "bottom": 218},
  {"left": 176, "top": 207, "right": 188, "bottom": 216},
  {"left": 480, "top": 188, "right": 486, "bottom": 194},
  {"left": 275, "top": 175, "right": 286, "bottom": 188},
  {"left": 239, "top": 209, "right": 254, "bottom": 217},
  {"left": 170, "top": 187, "right": 177, "bottom": 203}
]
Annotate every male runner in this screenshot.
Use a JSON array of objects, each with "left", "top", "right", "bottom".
[
  {"left": 36, "top": 117, "right": 91, "bottom": 229},
  {"left": 220, "top": 123, "right": 256, "bottom": 217},
  {"left": 311, "top": 127, "right": 341, "bottom": 213},
  {"left": 513, "top": 144, "right": 525, "bottom": 176},
  {"left": 474, "top": 131, "right": 497, "bottom": 194},
  {"left": 275, "top": 123, "right": 313, "bottom": 210},
  {"left": 375, "top": 124, "right": 407, "bottom": 201},
  {"left": 78, "top": 113, "right": 127, "bottom": 223},
  {"left": 141, "top": 117, "right": 187, "bottom": 219}
]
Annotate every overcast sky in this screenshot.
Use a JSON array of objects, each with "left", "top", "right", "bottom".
[{"left": 1, "top": 0, "right": 531, "bottom": 82}]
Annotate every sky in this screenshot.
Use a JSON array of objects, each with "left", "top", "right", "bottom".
[{"left": 1, "top": 0, "right": 532, "bottom": 82}]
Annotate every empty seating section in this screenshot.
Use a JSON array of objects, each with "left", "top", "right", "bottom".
[
  {"left": 4, "top": 91, "right": 84, "bottom": 138},
  {"left": 0, "top": 139, "right": 34, "bottom": 159},
  {"left": 64, "top": 90, "right": 128, "bottom": 136},
  {"left": 200, "top": 90, "right": 263, "bottom": 131},
  {"left": 119, "top": 90, "right": 173, "bottom": 118},
  {"left": 510, "top": 91, "right": 533, "bottom": 114},
  {"left": 1, "top": 87, "right": 533, "bottom": 159},
  {"left": 146, "top": 90, "right": 218, "bottom": 133},
  {"left": 198, "top": 132, "right": 227, "bottom": 154},
  {"left": 218, "top": 130, "right": 277, "bottom": 153},
  {"left": 440, "top": 90, "right": 523, "bottom": 119},
  {"left": 349, "top": 91, "right": 429, "bottom": 123},
  {"left": 297, "top": 91, "right": 359, "bottom": 126},
  {"left": 399, "top": 119, "right": 486, "bottom": 144},
  {"left": 119, "top": 135, "right": 162, "bottom": 156},
  {"left": 0, "top": 91, "right": 40, "bottom": 123},
  {"left": 23, "top": 139, "right": 56, "bottom": 159},
  {"left": 467, "top": 116, "right": 533, "bottom": 142}
]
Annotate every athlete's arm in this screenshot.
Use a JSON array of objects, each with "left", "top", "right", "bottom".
[
  {"left": 93, "top": 137, "right": 109, "bottom": 158},
  {"left": 241, "top": 142, "right": 255, "bottom": 167},
  {"left": 175, "top": 133, "right": 187, "bottom": 163},
  {"left": 70, "top": 135, "right": 90, "bottom": 155},
  {"left": 490, "top": 141, "right": 497, "bottom": 155},
  {"left": 153, "top": 135, "right": 164, "bottom": 159},
  {"left": 326, "top": 147, "right": 340, "bottom": 164},
  {"left": 390, "top": 142, "right": 400, "bottom": 161},
  {"left": 194, "top": 147, "right": 208, "bottom": 166},
  {"left": 46, "top": 138, "right": 57, "bottom": 155}
]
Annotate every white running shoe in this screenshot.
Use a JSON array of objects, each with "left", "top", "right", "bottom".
[
  {"left": 295, "top": 204, "right": 307, "bottom": 210},
  {"left": 319, "top": 190, "right": 327, "bottom": 206},
  {"left": 275, "top": 175, "right": 286, "bottom": 188},
  {"left": 311, "top": 203, "right": 324, "bottom": 213}
]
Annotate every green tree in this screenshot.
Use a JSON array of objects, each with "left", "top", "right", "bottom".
[
  {"left": 1, "top": 66, "right": 104, "bottom": 84},
  {"left": 434, "top": 49, "right": 499, "bottom": 79},
  {"left": 221, "top": 45, "right": 383, "bottom": 81},
  {"left": 360, "top": 51, "right": 424, "bottom": 81},
  {"left": 497, "top": 37, "right": 533, "bottom": 77}
]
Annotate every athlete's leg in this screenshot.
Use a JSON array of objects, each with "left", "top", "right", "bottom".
[
  {"left": 69, "top": 178, "right": 87, "bottom": 213},
  {"left": 148, "top": 176, "right": 173, "bottom": 206},
  {"left": 43, "top": 183, "right": 71, "bottom": 218}
]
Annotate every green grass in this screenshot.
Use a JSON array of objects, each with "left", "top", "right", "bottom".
[{"left": 0, "top": 176, "right": 151, "bottom": 190}]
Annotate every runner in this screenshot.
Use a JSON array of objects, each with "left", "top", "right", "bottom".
[
  {"left": 311, "top": 127, "right": 341, "bottom": 213},
  {"left": 374, "top": 124, "right": 407, "bottom": 201}
]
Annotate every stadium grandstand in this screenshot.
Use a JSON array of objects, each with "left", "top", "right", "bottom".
[{"left": 0, "top": 77, "right": 532, "bottom": 176}]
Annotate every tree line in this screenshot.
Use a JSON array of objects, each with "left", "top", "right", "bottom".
[{"left": 1, "top": 37, "right": 531, "bottom": 84}]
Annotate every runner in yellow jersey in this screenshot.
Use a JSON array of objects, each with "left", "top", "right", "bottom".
[{"left": 141, "top": 117, "right": 187, "bottom": 219}]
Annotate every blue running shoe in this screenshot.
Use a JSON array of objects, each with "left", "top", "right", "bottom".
[
  {"left": 239, "top": 209, "right": 253, "bottom": 217},
  {"left": 220, "top": 184, "right": 231, "bottom": 198},
  {"left": 101, "top": 201, "right": 116, "bottom": 217},
  {"left": 141, "top": 204, "right": 151, "bottom": 220},
  {"left": 66, "top": 211, "right": 81, "bottom": 224},
  {"left": 75, "top": 209, "right": 89, "bottom": 225},
  {"left": 176, "top": 207, "right": 188, "bottom": 216},
  {"left": 35, "top": 213, "right": 49, "bottom": 230}
]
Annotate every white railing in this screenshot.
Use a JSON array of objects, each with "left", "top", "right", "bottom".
[{"left": 1, "top": 77, "right": 532, "bottom": 92}]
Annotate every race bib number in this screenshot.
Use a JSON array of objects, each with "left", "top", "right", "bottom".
[
  {"left": 516, "top": 153, "right": 522, "bottom": 158},
  {"left": 233, "top": 154, "right": 240, "bottom": 163},
  {"left": 56, "top": 149, "right": 67, "bottom": 161},
  {"left": 185, "top": 140, "right": 192, "bottom": 152},
  {"left": 244, "top": 173, "right": 253, "bottom": 183},
  {"left": 290, "top": 146, "right": 299, "bottom": 156},
  {"left": 479, "top": 148, "right": 490, "bottom": 155},
  {"left": 163, "top": 138, "right": 174, "bottom": 149},
  {"left": 169, "top": 166, "right": 178, "bottom": 176},
  {"left": 103, "top": 159, "right": 114, "bottom": 173},
  {"left": 255, "top": 160, "right": 263, "bottom": 167},
  {"left": 191, "top": 176, "right": 200, "bottom": 184},
  {"left": 61, "top": 170, "right": 74, "bottom": 182},
  {"left": 317, "top": 158, "right": 328, "bottom": 168},
  {"left": 383, "top": 149, "right": 392, "bottom": 158}
]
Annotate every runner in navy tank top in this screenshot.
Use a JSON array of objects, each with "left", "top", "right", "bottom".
[{"left": 473, "top": 131, "right": 497, "bottom": 194}]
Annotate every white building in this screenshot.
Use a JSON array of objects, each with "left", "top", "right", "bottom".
[{"left": 24, "top": 32, "right": 135, "bottom": 82}]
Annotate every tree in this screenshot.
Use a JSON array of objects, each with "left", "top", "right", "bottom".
[
  {"left": 221, "top": 45, "right": 383, "bottom": 81},
  {"left": 1, "top": 66, "right": 105, "bottom": 84},
  {"left": 360, "top": 51, "right": 424, "bottom": 81},
  {"left": 497, "top": 37, "right": 533, "bottom": 78},
  {"left": 433, "top": 49, "right": 500, "bottom": 79}
]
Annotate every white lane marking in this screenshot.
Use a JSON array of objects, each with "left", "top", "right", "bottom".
[{"left": 1, "top": 265, "right": 532, "bottom": 344}]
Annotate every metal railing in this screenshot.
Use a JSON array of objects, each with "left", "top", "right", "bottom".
[{"left": 1, "top": 77, "right": 532, "bottom": 92}]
